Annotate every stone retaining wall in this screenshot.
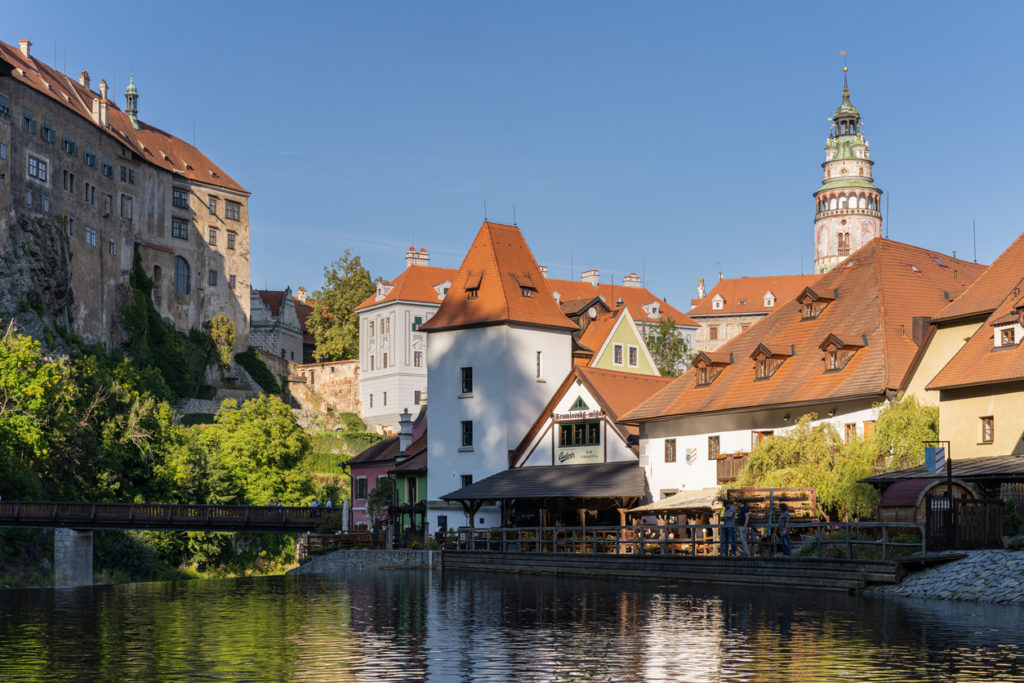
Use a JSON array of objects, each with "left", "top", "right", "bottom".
[
  {"left": 288, "top": 549, "right": 439, "bottom": 575},
  {"left": 865, "top": 550, "right": 1024, "bottom": 604}
]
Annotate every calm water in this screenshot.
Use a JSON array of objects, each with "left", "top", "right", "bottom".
[{"left": 1, "top": 570, "right": 1023, "bottom": 682}]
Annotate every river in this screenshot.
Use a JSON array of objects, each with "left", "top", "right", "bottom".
[{"left": 1, "top": 569, "right": 1022, "bottom": 681}]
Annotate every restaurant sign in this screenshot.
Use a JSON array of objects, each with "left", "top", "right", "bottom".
[
  {"left": 551, "top": 409, "right": 604, "bottom": 421},
  {"left": 555, "top": 444, "right": 603, "bottom": 465}
]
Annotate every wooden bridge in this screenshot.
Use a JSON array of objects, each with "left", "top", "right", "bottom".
[{"left": 0, "top": 501, "right": 326, "bottom": 533}]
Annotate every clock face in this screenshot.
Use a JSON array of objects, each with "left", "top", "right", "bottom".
[{"left": 840, "top": 167, "right": 849, "bottom": 175}]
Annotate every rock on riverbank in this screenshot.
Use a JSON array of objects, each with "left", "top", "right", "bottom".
[{"left": 865, "top": 550, "right": 1024, "bottom": 603}]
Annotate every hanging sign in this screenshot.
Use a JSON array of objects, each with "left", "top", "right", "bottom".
[{"left": 925, "top": 446, "right": 946, "bottom": 474}]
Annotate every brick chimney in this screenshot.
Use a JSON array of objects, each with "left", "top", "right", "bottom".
[
  {"left": 622, "top": 272, "right": 642, "bottom": 288},
  {"left": 397, "top": 408, "right": 413, "bottom": 454},
  {"left": 581, "top": 269, "right": 599, "bottom": 286},
  {"left": 538, "top": 265, "right": 549, "bottom": 277},
  {"left": 405, "top": 246, "right": 430, "bottom": 267},
  {"left": 296, "top": 286, "right": 307, "bottom": 304},
  {"left": 98, "top": 80, "right": 109, "bottom": 127},
  {"left": 18, "top": 40, "right": 31, "bottom": 59},
  {"left": 79, "top": 71, "right": 91, "bottom": 89}
]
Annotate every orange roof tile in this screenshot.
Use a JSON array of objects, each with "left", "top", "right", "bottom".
[
  {"left": 0, "top": 40, "right": 246, "bottom": 194},
  {"left": 577, "top": 309, "right": 622, "bottom": 360},
  {"left": 688, "top": 274, "right": 821, "bottom": 317},
  {"left": 257, "top": 290, "right": 286, "bottom": 317},
  {"left": 624, "top": 239, "right": 986, "bottom": 422},
  {"left": 546, "top": 278, "right": 698, "bottom": 327},
  {"left": 419, "top": 222, "right": 577, "bottom": 333},
  {"left": 354, "top": 265, "right": 458, "bottom": 311},
  {"left": 931, "top": 233, "right": 1022, "bottom": 322}
]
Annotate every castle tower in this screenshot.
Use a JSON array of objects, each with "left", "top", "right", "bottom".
[{"left": 813, "top": 66, "right": 882, "bottom": 273}]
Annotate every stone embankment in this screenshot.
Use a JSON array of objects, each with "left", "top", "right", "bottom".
[
  {"left": 289, "top": 549, "right": 439, "bottom": 575},
  {"left": 865, "top": 550, "right": 1024, "bottom": 603}
]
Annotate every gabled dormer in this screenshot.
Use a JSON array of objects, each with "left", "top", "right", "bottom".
[
  {"left": 749, "top": 343, "right": 792, "bottom": 380},
  {"left": 711, "top": 294, "right": 725, "bottom": 311},
  {"left": 819, "top": 333, "right": 865, "bottom": 371},
  {"left": 796, "top": 287, "right": 835, "bottom": 320},
  {"left": 763, "top": 291, "right": 776, "bottom": 308},
  {"left": 375, "top": 281, "right": 395, "bottom": 301},
  {"left": 991, "top": 300, "right": 1024, "bottom": 349},
  {"left": 693, "top": 351, "right": 732, "bottom": 387},
  {"left": 433, "top": 280, "right": 451, "bottom": 300},
  {"left": 642, "top": 301, "right": 660, "bottom": 320},
  {"left": 511, "top": 272, "right": 538, "bottom": 298},
  {"left": 464, "top": 271, "right": 483, "bottom": 299}
]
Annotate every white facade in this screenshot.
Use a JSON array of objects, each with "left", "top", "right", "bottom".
[
  {"left": 640, "top": 399, "right": 884, "bottom": 498},
  {"left": 425, "top": 324, "right": 572, "bottom": 531},
  {"left": 249, "top": 288, "right": 304, "bottom": 364},
  {"left": 359, "top": 301, "right": 438, "bottom": 431}
]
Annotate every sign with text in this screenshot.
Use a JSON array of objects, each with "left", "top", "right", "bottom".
[
  {"left": 925, "top": 446, "right": 946, "bottom": 474},
  {"left": 555, "top": 444, "right": 603, "bottom": 465}
]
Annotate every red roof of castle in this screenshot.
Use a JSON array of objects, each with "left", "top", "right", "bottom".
[
  {"left": 354, "top": 265, "right": 458, "bottom": 311},
  {"left": 548, "top": 278, "right": 698, "bottom": 327},
  {"left": 688, "top": 274, "right": 821, "bottom": 317},
  {"left": 624, "top": 239, "right": 986, "bottom": 422}
]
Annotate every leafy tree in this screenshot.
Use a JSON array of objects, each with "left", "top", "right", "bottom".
[
  {"left": 307, "top": 250, "right": 376, "bottom": 361},
  {"left": 870, "top": 393, "right": 938, "bottom": 471},
  {"left": 366, "top": 477, "right": 395, "bottom": 524},
  {"left": 646, "top": 318, "right": 693, "bottom": 377}
]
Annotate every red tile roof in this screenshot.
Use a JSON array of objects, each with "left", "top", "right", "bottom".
[
  {"left": 547, "top": 278, "right": 698, "bottom": 327},
  {"left": 931, "top": 233, "right": 1022, "bottom": 323},
  {"left": 577, "top": 308, "right": 622, "bottom": 360},
  {"left": 354, "top": 265, "right": 458, "bottom": 312},
  {"left": 688, "top": 274, "right": 821, "bottom": 317},
  {"left": 419, "top": 222, "right": 577, "bottom": 333},
  {"left": 0, "top": 40, "right": 246, "bottom": 194},
  {"left": 257, "top": 290, "right": 286, "bottom": 317},
  {"left": 623, "top": 239, "right": 986, "bottom": 422},
  {"left": 348, "top": 435, "right": 400, "bottom": 466}
]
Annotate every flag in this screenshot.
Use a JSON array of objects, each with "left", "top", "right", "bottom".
[{"left": 925, "top": 447, "right": 946, "bottom": 474}]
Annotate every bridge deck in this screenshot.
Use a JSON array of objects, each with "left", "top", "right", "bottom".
[{"left": 0, "top": 501, "right": 327, "bottom": 532}]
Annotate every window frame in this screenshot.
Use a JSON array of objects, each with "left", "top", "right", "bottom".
[
  {"left": 613, "top": 343, "right": 624, "bottom": 366},
  {"left": 171, "top": 218, "right": 190, "bottom": 240},
  {"left": 664, "top": 438, "right": 677, "bottom": 463},
  {"left": 708, "top": 435, "right": 720, "bottom": 460},
  {"left": 172, "top": 187, "right": 189, "bottom": 209},
  {"left": 981, "top": 416, "right": 994, "bottom": 444},
  {"left": 225, "top": 200, "right": 241, "bottom": 221},
  {"left": 460, "top": 367, "right": 473, "bottom": 395},
  {"left": 460, "top": 420, "right": 473, "bottom": 448}
]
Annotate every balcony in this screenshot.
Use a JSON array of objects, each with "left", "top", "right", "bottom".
[{"left": 716, "top": 452, "right": 749, "bottom": 483}]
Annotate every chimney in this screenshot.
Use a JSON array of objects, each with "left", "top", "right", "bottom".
[
  {"left": 18, "top": 40, "right": 31, "bottom": 59},
  {"left": 398, "top": 408, "right": 413, "bottom": 454},
  {"left": 296, "top": 286, "right": 307, "bottom": 304},
  {"left": 91, "top": 98, "right": 101, "bottom": 125},
  {"left": 79, "top": 71, "right": 91, "bottom": 89},
  {"left": 581, "top": 269, "right": 599, "bottom": 286},
  {"left": 622, "top": 272, "right": 642, "bottom": 288},
  {"left": 98, "top": 80, "right": 109, "bottom": 127},
  {"left": 538, "top": 266, "right": 549, "bottom": 277},
  {"left": 405, "top": 246, "right": 430, "bottom": 267},
  {"left": 99, "top": 79, "right": 108, "bottom": 99},
  {"left": 697, "top": 277, "right": 706, "bottom": 299},
  {"left": 912, "top": 316, "right": 931, "bottom": 346}
]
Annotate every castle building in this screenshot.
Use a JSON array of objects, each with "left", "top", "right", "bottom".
[
  {"left": 813, "top": 67, "right": 883, "bottom": 274},
  {"left": 0, "top": 39, "right": 250, "bottom": 348}
]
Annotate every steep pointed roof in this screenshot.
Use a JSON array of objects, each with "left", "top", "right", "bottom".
[
  {"left": 419, "top": 221, "right": 576, "bottom": 333},
  {"left": 623, "top": 239, "right": 986, "bottom": 422}
]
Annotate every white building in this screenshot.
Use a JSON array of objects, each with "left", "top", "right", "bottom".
[
  {"left": 354, "top": 248, "right": 456, "bottom": 432},
  {"left": 421, "top": 221, "right": 576, "bottom": 531}
]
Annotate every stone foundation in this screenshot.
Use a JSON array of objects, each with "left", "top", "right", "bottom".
[
  {"left": 288, "top": 549, "right": 438, "bottom": 574},
  {"left": 53, "top": 528, "right": 93, "bottom": 587}
]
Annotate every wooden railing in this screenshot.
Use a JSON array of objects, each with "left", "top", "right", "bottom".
[
  {"left": 0, "top": 501, "right": 325, "bottom": 532},
  {"left": 455, "top": 521, "right": 927, "bottom": 559},
  {"left": 297, "top": 532, "right": 374, "bottom": 562}
]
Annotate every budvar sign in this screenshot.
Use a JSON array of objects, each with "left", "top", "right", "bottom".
[{"left": 556, "top": 444, "right": 603, "bottom": 465}]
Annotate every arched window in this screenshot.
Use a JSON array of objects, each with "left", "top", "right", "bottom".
[
  {"left": 174, "top": 256, "right": 190, "bottom": 294},
  {"left": 859, "top": 195, "right": 867, "bottom": 209},
  {"left": 839, "top": 196, "right": 847, "bottom": 210},
  {"left": 829, "top": 197, "right": 837, "bottom": 211}
]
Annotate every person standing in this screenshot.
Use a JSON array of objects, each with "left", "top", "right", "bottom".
[
  {"left": 778, "top": 503, "right": 792, "bottom": 557},
  {"left": 737, "top": 502, "right": 751, "bottom": 557},
  {"left": 721, "top": 501, "right": 736, "bottom": 557}
]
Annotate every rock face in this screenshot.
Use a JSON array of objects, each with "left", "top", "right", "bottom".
[
  {"left": 866, "top": 550, "right": 1024, "bottom": 604},
  {"left": 0, "top": 214, "right": 73, "bottom": 340}
]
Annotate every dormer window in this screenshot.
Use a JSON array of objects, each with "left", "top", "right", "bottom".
[
  {"left": 763, "top": 292, "right": 775, "bottom": 308},
  {"left": 693, "top": 352, "right": 731, "bottom": 387},
  {"left": 803, "top": 303, "right": 815, "bottom": 320},
  {"left": 797, "top": 287, "right": 835, "bottom": 321},
  {"left": 819, "top": 333, "right": 865, "bottom": 372},
  {"left": 464, "top": 271, "right": 483, "bottom": 300},
  {"left": 749, "top": 343, "right": 791, "bottom": 381},
  {"left": 712, "top": 295, "right": 725, "bottom": 311},
  {"left": 826, "top": 350, "right": 840, "bottom": 370},
  {"left": 467, "top": 288, "right": 479, "bottom": 300},
  {"left": 521, "top": 286, "right": 534, "bottom": 298},
  {"left": 1002, "top": 328, "right": 1016, "bottom": 346},
  {"left": 512, "top": 273, "right": 537, "bottom": 298}
]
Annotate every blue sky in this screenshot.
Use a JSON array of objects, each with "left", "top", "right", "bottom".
[{"left": 8, "top": 2, "right": 1023, "bottom": 309}]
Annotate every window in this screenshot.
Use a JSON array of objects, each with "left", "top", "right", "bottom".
[
  {"left": 84, "top": 226, "right": 97, "bottom": 246},
  {"left": 752, "top": 431, "right": 773, "bottom": 450},
  {"left": 740, "top": 324, "right": 751, "bottom": 332},
  {"left": 384, "top": 318, "right": 390, "bottom": 334},
  {"left": 536, "top": 350, "right": 543, "bottom": 379},
  {"left": 84, "top": 182, "right": 96, "bottom": 205},
  {"left": 67, "top": 217, "right": 74, "bottom": 236},
  {"left": 826, "top": 350, "right": 840, "bottom": 371},
  {"left": 209, "top": 270, "right": 218, "bottom": 286},
  {"left": 461, "top": 420, "right": 473, "bottom": 448},
  {"left": 43, "top": 198, "right": 49, "bottom": 213},
  {"left": 414, "top": 390, "right": 422, "bottom": 405},
  {"left": 355, "top": 477, "right": 367, "bottom": 500},
  {"left": 84, "top": 146, "right": 97, "bottom": 168},
  {"left": 558, "top": 422, "right": 600, "bottom": 447},
  {"left": 174, "top": 256, "right": 191, "bottom": 294},
  {"left": 756, "top": 359, "right": 771, "bottom": 379},
  {"left": 227, "top": 232, "right": 236, "bottom": 250},
  {"left": 208, "top": 197, "right": 218, "bottom": 214},
  {"left": 103, "top": 194, "right": 113, "bottom": 215},
  {"left": 228, "top": 274, "right": 236, "bottom": 289},
  {"left": 63, "top": 170, "right": 74, "bottom": 192},
  {"left": 382, "top": 352, "right": 388, "bottom": 369},
  {"left": 0, "top": 94, "right": 8, "bottom": 120},
  {"left": 22, "top": 107, "right": 37, "bottom": 134},
  {"left": 414, "top": 351, "right": 423, "bottom": 367},
  {"left": 628, "top": 346, "right": 638, "bottom": 367},
  {"left": 521, "top": 286, "right": 534, "bottom": 298},
  {"left": 467, "top": 287, "right": 479, "bottom": 299},
  {"left": 863, "top": 420, "right": 876, "bottom": 440},
  {"left": 613, "top": 344, "right": 624, "bottom": 365},
  {"left": 712, "top": 297, "right": 724, "bottom": 311},
  {"left": 844, "top": 423, "right": 857, "bottom": 443},
  {"left": 120, "top": 194, "right": 133, "bottom": 219},
  {"left": 172, "top": 218, "right": 189, "bottom": 240},
  {"left": 225, "top": 201, "right": 241, "bottom": 221},
  {"left": 108, "top": 238, "right": 117, "bottom": 255},
  {"left": 25, "top": 189, "right": 31, "bottom": 206},
  {"left": 369, "top": 321, "right": 375, "bottom": 337},
  {"left": 102, "top": 157, "right": 113, "bottom": 178},
  {"left": 208, "top": 227, "right": 218, "bottom": 246},
  {"left": 369, "top": 356, "right": 375, "bottom": 371},
  {"left": 120, "top": 166, "right": 134, "bottom": 184},
  {"left": 709, "top": 326, "right": 718, "bottom": 341},
  {"left": 460, "top": 475, "right": 473, "bottom": 489},
  {"left": 369, "top": 394, "right": 373, "bottom": 408},
  {"left": 1001, "top": 328, "right": 1016, "bottom": 346},
  {"left": 59, "top": 130, "right": 74, "bottom": 152},
  {"left": 172, "top": 188, "right": 189, "bottom": 208},
  {"left": 41, "top": 118, "right": 56, "bottom": 144},
  {"left": 981, "top": 416, "right": 994, "bottom": 444},
  {"left": 708, "top": 435, "right": 720, "bottom": 460},
  {"left": 28, "top": 156, "right": 47, "bottom": 181},
  {"left": 437, "top": 514, "right": 448, "bottom": 532},
  {"left": 803, "top": 303, "right": 816, "bottom": 320},
  {"left": 383, "top": 391, "right": 387, "bottom": 406},
  {"left": 461, "top": 367, "right": 473, "bottom": 394},
  {"left": 412, "top": 315, "right": 423, "bottom": 331},
  {"left": 0, "top": 142, "right": 6, "bottom": 159},
  {"left": 665, "top": 438, "right": 677, "bottom": 463}
]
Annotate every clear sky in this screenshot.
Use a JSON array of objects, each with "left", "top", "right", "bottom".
[{"left": 7, "top": 2, "right": 1023, "bottom": 309}]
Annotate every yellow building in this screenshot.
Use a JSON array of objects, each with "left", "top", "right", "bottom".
[{"left": 576, "top": 306, "right": 660, "bottom": 376}]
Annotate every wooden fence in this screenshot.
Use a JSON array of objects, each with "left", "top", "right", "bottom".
[
  {"left": 456, "top": 521, "right": 925, "bottom": 560},
  {"left": 297, "top": 532, "right": 374, "bottom": 562},
  {"left": 726, "top": 487, "right": 818, "bottom": 518},
  {"left": 926, "top": 496, "right": 1004, "bottom": 551}
]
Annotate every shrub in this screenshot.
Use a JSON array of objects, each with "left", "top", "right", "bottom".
[
  {"left": 344, "top": 430, "right": 385, "bottom": 455},
  {"left": 1005, "top": 500, "right": 1023, "bottom": 536},
  {"left": 234, "top": 347, "right": 282, "bottom": 395}
]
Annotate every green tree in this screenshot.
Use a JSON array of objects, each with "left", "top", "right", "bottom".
[
  {"left": 870, "top": 393, "right": 938, "bottom": 470},
  {"left": 366, "top": 477, "right": 395, "bottom": 524},
  {"left": 307, "top": 250, "right": 376, "bottom": 361},
  {"left": 646, "top": 318, "right": 693, "bottom": 377}
]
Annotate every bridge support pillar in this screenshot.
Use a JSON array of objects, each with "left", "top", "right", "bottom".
[{"left": 54, "top": 528, "right": 93, "bottom": 587}]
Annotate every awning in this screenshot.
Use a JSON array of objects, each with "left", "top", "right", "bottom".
[
  {"left": 440, "top": 461, "right": 645, "bottom": 502},
  {"left": 862, "top": 454, "right": 1024, "bottom": 485},
  {"left": 629, "top": 488, "right": 722, "bottom": 515}
]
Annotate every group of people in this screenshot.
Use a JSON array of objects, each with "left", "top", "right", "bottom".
[{"left": 720, "top": 500, "right": 791, "bottom": 557}]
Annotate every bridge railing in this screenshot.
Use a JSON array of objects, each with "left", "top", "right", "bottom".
[
  {"left": 454, "top": 521, "right": 927, "bottom": 559},
  {"left": 0, "top": 501, "right": 326, "bottom": 530}
]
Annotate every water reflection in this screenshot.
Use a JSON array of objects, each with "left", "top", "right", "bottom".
[{"left": 0, "top": 569, "right": 1022, "bottom": 681}]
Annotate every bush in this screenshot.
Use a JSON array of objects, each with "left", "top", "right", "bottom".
[
  {"left": 180, "top": 413, "right": 216, "bottom": 426},
  {"left": 234, "top": 347, "right": 282, "bottom": 395},
  {"left": 344, "top": 430, "right": 385, "bottom": 455},
  {"left": 1006, "top": 500, "right": 1023, "bottom": 536},
  {"left": 316, "top": 511, "right": 348, "bottom": 533},
  {"left": 339, "top": 412, "right": 367, "bottom": 432}
]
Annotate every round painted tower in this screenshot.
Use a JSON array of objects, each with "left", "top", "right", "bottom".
[{"left": 813, "top": 67, "right": 883, "bottom": 273}]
